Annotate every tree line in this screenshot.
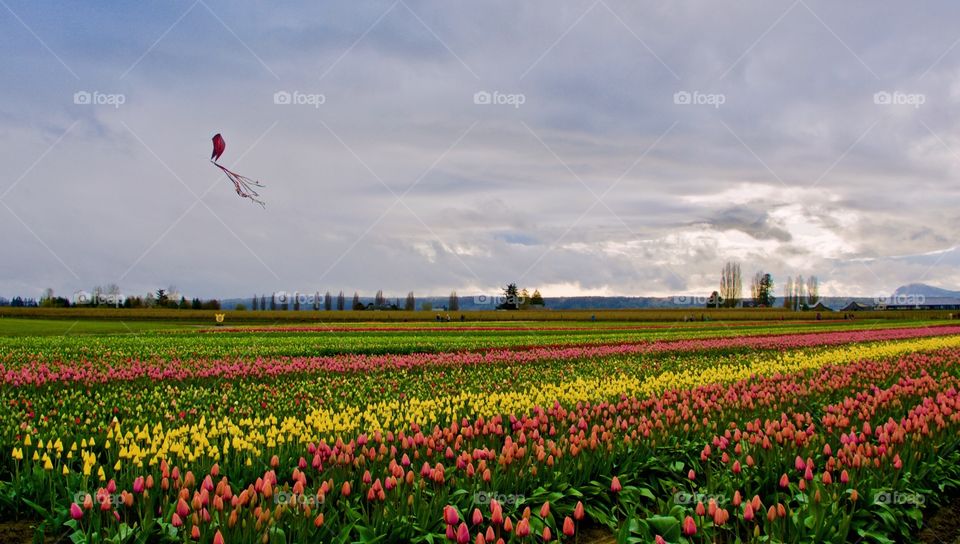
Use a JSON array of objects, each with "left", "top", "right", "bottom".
[
  {"left": 246, "top": 290, "right": 464, "bottom": 312},
  {"left": 19, "top": 287, "right": 223, "bottom": 310},
  {"left": 707, "top": 262, "right": 820, "bottom": 309}
]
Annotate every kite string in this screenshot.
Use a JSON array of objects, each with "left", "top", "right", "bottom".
[{"left": 212, "top": 161, "right": 265, "bottom": 207}]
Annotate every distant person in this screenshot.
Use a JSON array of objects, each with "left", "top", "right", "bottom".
[{"left": 460, "top": 314, "right": 465, "bottom": 322}]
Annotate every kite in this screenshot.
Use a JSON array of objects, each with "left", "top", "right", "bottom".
[{"left": 210, "top": 133, "right": 266, "bottom": 207}]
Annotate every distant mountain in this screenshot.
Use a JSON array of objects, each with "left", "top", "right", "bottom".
[{"left": 892, "top": 283, "right": 960, "bottom": 298}]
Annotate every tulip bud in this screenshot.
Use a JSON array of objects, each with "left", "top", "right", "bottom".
[{"left": 516, "top": 518, "right": 529, "bottom": 537}]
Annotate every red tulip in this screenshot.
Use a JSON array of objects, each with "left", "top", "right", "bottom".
[
  {"left": 682, "top": 515, "right": 697, "bottom": 536},
  {"left": 611, "top": 476, "right": 622, "bottom": 493},
  {"left": 516, "top": 518, "right": 530, "bottom": 537}
]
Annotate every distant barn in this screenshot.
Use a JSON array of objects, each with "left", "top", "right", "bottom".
[{"left": 840, "top": 301, "right": 874, "bottom": 312}]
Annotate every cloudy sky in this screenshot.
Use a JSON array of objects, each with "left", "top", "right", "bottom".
[{"left": 2, "top": 1, "right": 959, "bottom": 300}]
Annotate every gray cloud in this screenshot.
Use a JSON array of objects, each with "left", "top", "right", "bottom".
[{"left": 1, "top": 0, "right": 959, "bottom": 299}]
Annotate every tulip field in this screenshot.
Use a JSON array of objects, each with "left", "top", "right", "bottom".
[{"left": 3, "top": 319, "right": 960, "bottom": 543}]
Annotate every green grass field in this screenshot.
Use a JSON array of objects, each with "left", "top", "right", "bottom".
[
  {"left": 0, "top": 306, "right": 954, "bottom": 328},
  {"left": 0, "top": 317, "right": 193, "bottom": 336}
]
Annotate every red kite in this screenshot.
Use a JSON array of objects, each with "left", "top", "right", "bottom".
[
  {"left": 211, "top": 133, "right": 225, "bottom": 161},
  {"left": 210, "top": 133, "right": 265, "bottom": 207}
]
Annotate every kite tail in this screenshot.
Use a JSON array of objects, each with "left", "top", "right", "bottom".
[{"left": 212, "top": 162, "right": 266, "bottom": 207}]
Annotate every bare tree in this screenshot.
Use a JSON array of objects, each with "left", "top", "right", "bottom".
[
  {"left": 807, "top": 276, "right": 819, "bottom": 306},
  {"left": 783, "top": 276, "right": 794, "bottom": 309},
  {"left": 405, "top": 291, "right": 416, "bottom": 311},
  {"left": 324, "top": 291, "right": 333, "bottom": 311},
  {"left": 720, "top": 262, "right": 742, "bottom": 307},
  {"left": 750, "top": 272, "right": 764, "bottom": 305},
  {"left": 448, "top": 291, "right": 460, "bottom": 312},
  {"left": 795, "top": 275, "right": 805, "bottom": 310},
  {"left": 337, "top": 291, "right": 345, "bottom": 311}
]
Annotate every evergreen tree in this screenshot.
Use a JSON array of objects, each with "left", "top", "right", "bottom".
[
  {"left": 530, "top": 289, "right": 545, "bottom": 307},
  {"left": 759, "top": 274, "right": 775, "bottom": 307},
  {"left": 498, "top": 283, "right": 520, "bottom": 310}
]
